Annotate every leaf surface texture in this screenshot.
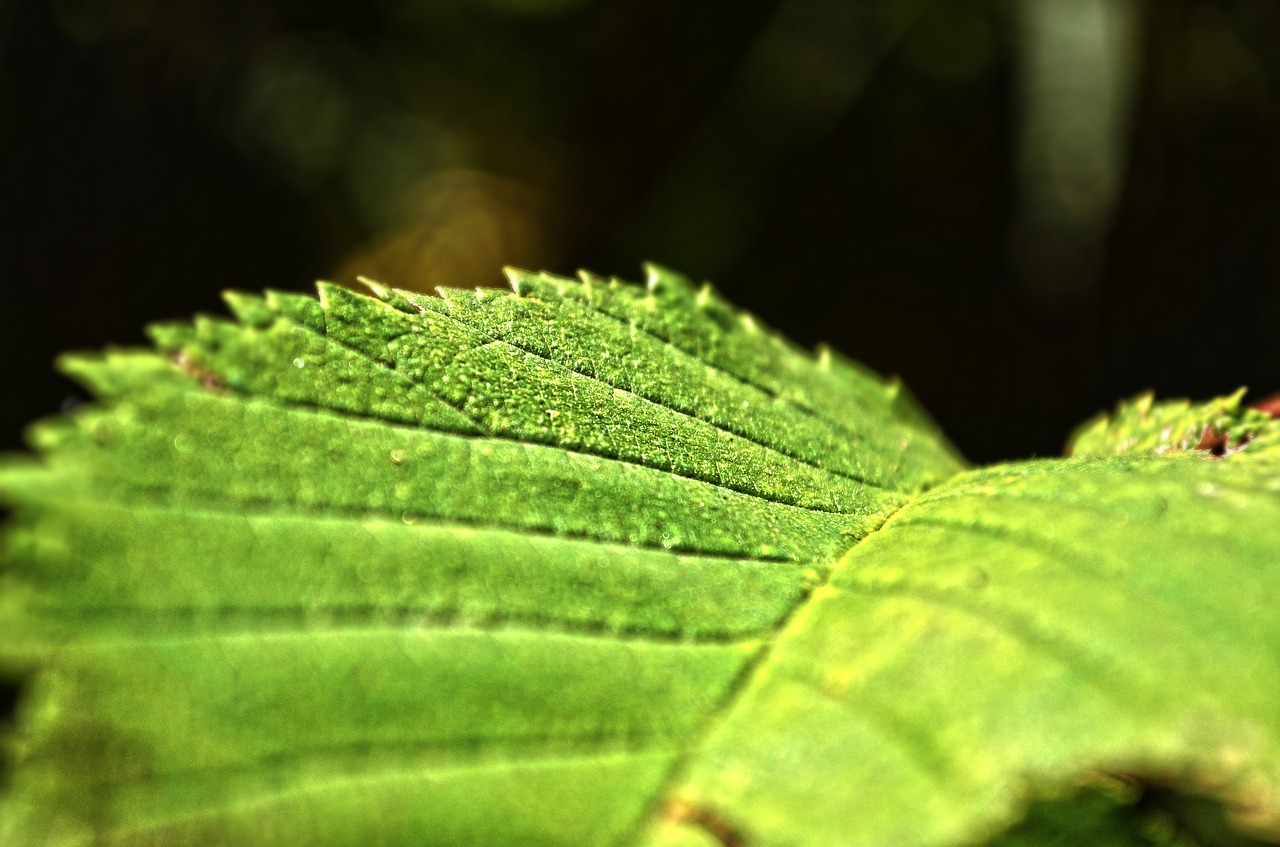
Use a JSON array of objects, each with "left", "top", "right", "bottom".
[{"left": 1, "top": 267, "right": 1277, "bottom": 846}]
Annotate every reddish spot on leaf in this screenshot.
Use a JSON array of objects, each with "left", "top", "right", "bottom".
[
  {"left": 170, "top": 353, "right": 225, "bottom": 393},
  {"left": 1196, "top": 426, "right": 1254, "bottom": 459},
  {"left": 663, "top": 799, "right": 745, "bottom": 847},
  {"left": 1196, "top": 427, "right": 1230, "bottom": 457},
  {"left": 1249, "top": 392, "right": 1280, "bottom": 419}
]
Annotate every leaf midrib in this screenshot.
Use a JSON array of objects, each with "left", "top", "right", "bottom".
[{"left": 619, "top": 488, "right": 928, "bottom": 846}]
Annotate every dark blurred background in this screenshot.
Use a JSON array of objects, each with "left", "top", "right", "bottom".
[{"left": 2, "top": 0, "right": 1280, "bottom": 465}]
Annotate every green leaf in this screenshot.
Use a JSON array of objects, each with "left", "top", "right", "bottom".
[
  {"left": 2, "top": 266, "right": 1278, "bottom": 846},
  {"left": 644, "top": 449, "right": 1280, "bottom": 846},
  {"left": 1068, "top": 389, "right": 1276, "bottom": 459}
]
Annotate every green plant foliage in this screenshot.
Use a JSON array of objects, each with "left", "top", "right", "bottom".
[{"left": 1, "top": 265, "right": 1278, "bottom": 846}]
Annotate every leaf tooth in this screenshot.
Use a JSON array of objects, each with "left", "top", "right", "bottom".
[
  {"left": 694, "top": 283, "right": 716, "bottom": 310},
  {"left": 317, "top": 281, "right": 430, "bottom": 332},
  {"left": 577, "top": 268, "right": 607, "bottom": 289},
  {"left": 1067, "top": 387, "right": 1279, "bottom": 458},
  {"left": 174, "top": 309, "right": 481, "bottom": 433},
  {"left": 315, "top": 283, "right": 440, "bottom": 365},
  {"left": 503, "top": 268, "right": 585, "bottom": 304},
  {"left": 356, "top": 276, "right": 419, "bottom": 314},
  {"left": 399, "top": 285, "right": 922, "bottom": 491},
  {"left": 435, "top": 286, "right": 485, "bottom": 311},
  {"left": 231, "top": 269, "right": 957, "bottom": 494},
  {"left": 146, "top": 321, "right": 197, "bottom": 352},
  {"left": 57, "top": 349, "right": 190, "bottom": 400},
  {"left": 642, "top": 261, "right": 697, "bottom": 296},
  {"left": 222, "top": 291, "right": 274, "bottom": 328},
  {"left": 192, "top": 314, "right": 237, "bottom": 350},
  {"left": 544, "top": 270, "right": 583, "bottom": 294},
  {"left": 502, "top": 266, "right": 540, "bottom": 297},
  {"left": 314, "top": 280, "right": 365, "bottom": 313},
  {"left": 264, "top": 289, "right": 324, "bottom": 333}
]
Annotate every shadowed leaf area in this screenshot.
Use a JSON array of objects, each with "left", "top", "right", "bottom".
[
  {"left": 989, "top": 781, "right": 1280, "bottom": 847},
  {"left": 1, "top": 266, "right": 1278, "bottom": 846}
]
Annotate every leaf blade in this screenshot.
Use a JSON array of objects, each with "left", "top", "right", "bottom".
[
  {"left": 649, "top": 449, "right": 1280, "bottom": 846},
  {"left": 5, "top": 270, "right": 1277, "bottom": 847}
]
